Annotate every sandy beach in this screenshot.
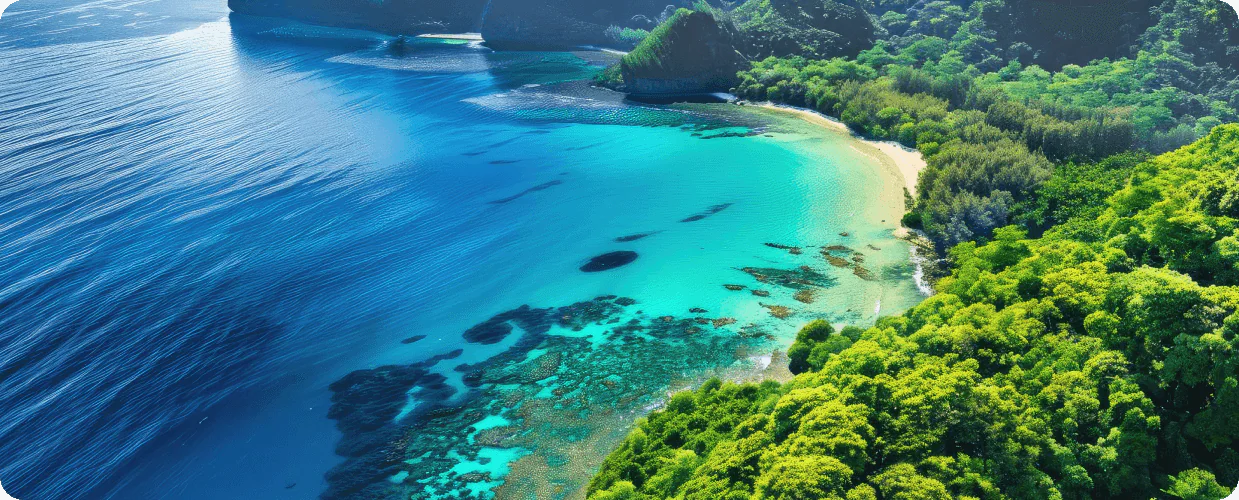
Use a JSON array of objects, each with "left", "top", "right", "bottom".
[
  {"left": 749, "top": 102, "right": 927, "bottom": 197},
  {"left": 416, "top": 33, "right": 485, "bottom": 41}
]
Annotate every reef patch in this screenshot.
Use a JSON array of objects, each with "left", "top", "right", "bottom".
[
  {"left": 739, "top": 266, "right": 837, "bottom": 290},
  {"left": 487, "top": 180, "right": 564, "bottom": 204},
  {"left": 324, "top": 295, "right": 771, "bottom": 500},
  {"left": 614, "top": 231, "right": 661, "bottom": 243},
  {"left": 680, "top": 203, "right": 733, "bottom": 223},
  {"left": 580, "top": 251, "right": 639, "bottom": 272}
]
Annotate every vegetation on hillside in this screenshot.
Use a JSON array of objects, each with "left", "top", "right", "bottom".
[
  {"left": 599, "top": 7, "right": 746, "bottom": 93},
  {"left": 587, "top": 125, "right": 1239, "bottom": 500},
  {"left": 730, "top": 0, "right": 877, "bottom": 60},
  {"left": 588, "top": 2, "right": 1239, "bottom": 498},
  {"left": 727, "top": 0, "right": 1239, "bottom": 249}
]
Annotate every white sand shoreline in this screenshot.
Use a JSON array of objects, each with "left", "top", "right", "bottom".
[
  {"left": 747, "top": 102, "right": 927, "bottom": 198},
  {"left": 416, "top": 33, "right": 484, "bottom": 41}
]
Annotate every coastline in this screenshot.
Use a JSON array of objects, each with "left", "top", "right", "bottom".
[
  {"left": 747, "top": 102, "right": 926, "bottom": 197},
  {"left": 416, "top": 33, "right": 485, "bottom": 41}
]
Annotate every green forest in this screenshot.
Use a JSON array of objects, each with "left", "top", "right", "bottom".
[
  {"left": 589, "top": 0, "right": 1239, "bottom": 498},
  {"left": 587, "top": 123, "right": 1239, "bottom": 500}
]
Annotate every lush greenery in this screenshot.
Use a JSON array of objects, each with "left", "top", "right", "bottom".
[
  {"left": 587, "top": 125, "right": 1239, "bottom": 500},
  {"left": 605, "top": 25, "right": 651, "bottom": 49},
  {"left": 727, "top": 0, "right": 1239, "bottom": 249},
  {"left": 587, "top": 1, "right": 1239, "bottom": 498},
  {"left": 730, "top": 0, "right": 877, "bottom": 59},
  {"left": 597, "top": 0, "right": 1239, "bottom": 248},
  {"left": 599, "top": 6, "right": 746, "bottom": 92}
]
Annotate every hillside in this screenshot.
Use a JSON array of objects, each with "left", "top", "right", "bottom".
[
  {"left": 608, "top": 8, "right": 746, "bottom": 96},
  {"left": 588, "top": 126, "right": 1239, "bottom": 500},
  {"left": 731, "top": 0, "right": 878, "bottom": 60}
]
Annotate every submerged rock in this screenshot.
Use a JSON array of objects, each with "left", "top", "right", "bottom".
[
  {"left": 324, "top": 288, "right": 776, "bottom": 499},
  {"left": 680, "top": 203, "right": 734, "bottom": 223},
  {"left": 764, "top": 242, "right": 803, "bottom": 255},
  {"left": 580, "top": 251, "right": 639, "bottom": 272},
  {"left": 853, "top": 264, "right": 877, "bottom": 281},
  {"left": 615, "top": 231, "right": 660, "bottom": 243},
  {"left": 488, "top": 180, "right": 563, "bottom": 204},
  {"left": 739, "top": 266, "right": 837, "bottom": 290},
  {"left": 400, "top": 335, "right": 427, "bottom": 345},
  {"left": 825, "top": 255, "right": 851, "bottom": 268},
  {"left": 463, "top": 306, "right": 555, "bottom": 345},
  {"left": 762, "top": 304, "right": 793, "bottom": 319},
  {"left": 464, "top": 319, "right": 514, "bottom": 345}
]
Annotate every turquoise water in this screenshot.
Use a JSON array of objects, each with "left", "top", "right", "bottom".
[{"left": 0, "top": 5, "right": 923, "bottom": 499}]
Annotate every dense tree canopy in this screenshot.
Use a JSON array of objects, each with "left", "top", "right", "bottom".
[
  {"left": 588, "top": 126, "right": 1239, "bottom": 499},
  {"left": 602, "top": 0, "right": 1239, "bottom": 247},
  {"left": 590, "top": 4, "right": 1239, "bottom": 497}
]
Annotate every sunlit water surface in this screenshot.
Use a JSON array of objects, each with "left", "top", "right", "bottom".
[{"left": 0, "top": 4, "right": 924, "bottom": 499}]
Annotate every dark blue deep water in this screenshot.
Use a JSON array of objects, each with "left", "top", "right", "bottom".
[{"left": 0, "top": 1, "right": 923, "bottom": 498}]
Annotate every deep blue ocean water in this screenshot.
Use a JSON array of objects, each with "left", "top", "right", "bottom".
[{"left": 0, "top": 2, "right": 924, "bottom": 498}]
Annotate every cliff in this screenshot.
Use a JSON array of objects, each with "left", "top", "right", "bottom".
[{"left": 616, "top": 9, "right": 746, "bottom": 96}]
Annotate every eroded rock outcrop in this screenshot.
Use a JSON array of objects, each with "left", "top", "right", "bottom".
[{"left": 616, "top": 9, "right": 746, "bottom": 96}]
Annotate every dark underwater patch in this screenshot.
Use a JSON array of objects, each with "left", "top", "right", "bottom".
[
  {"left": 488, "top": 137, "right": 522, "bottom": 149},
  {"left": 740, "top": 266, "right": 837, "bottom": 290},
  {"left": 614, "top": 231, "right": 660, "bottom": 243},
  {"left": 462, "top": 306, "right": 556, "bottom": 345},
  {"left": 565, "top": 141, "right": 607, "bottom": 151},
  {"left": 323, "top": 295, "right": 766, "bottom": 500},
  {"left": 400, "top": 335, "right": 427, "bottom": 345},
  {"left": 680, "top": 203, "right": 733, "bottom": 222},
  {"left": 580, "top": 251, "right": 638, "bottom": 272},
  {"left": 487, "top": 180, "right": 563, "bottom": 204},
  {"left": 489, "top": 160, "right": 521, "bottom": 165}
]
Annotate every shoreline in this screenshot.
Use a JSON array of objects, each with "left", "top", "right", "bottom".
[
  {"left": 416, "top": 33, "right": 484, "bottom": 41},
  {"left": 747, "top": 102, "right": 926, "bottom": 198}
]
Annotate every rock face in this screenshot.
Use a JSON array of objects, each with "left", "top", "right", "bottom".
[
  {"left": 226, "top": 0, "right": 489, "bottom": 35},
  {"left": 480, "top": 0, "right": 675, "bottom": 50},
  {"left": 618, "top": 9, "right": 746, "bottom": 96}
]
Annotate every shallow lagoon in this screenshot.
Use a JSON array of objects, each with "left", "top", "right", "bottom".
[{"left": 0, "top": 8, "right": 924, "bottom": 499}]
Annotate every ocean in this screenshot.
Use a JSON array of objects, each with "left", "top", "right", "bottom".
[{"left": 0, "top": 2, "right": 923, "bottom": 498}]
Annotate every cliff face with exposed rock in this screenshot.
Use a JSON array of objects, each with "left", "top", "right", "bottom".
[{"left": 226, "top": 0, "right": 489, "bottom": 35}]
